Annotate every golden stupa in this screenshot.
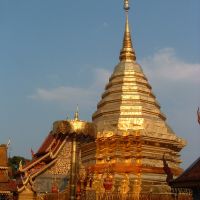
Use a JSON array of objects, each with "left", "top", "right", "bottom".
[{"left": 82, "top": 0, "right": 185, "bottom": 194}]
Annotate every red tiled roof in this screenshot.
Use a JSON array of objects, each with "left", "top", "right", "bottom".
[
  {"left": 19, "top": 157, "right": 44, "bottom": 172},
  {"left": 171, "top": 156, "right": 200, "bottom": 188},
  {"left": 37, "top": 133, "right": 66, "bottom": 155},
  {"left": 52, "top": 134, "right": 66, "bottom": 153},
  {"left": 19, "top": 133, "right": 67, "bottom": 171},
  {"left": 37, "top": 132, "right": 55, "bottom": 154},
  {"left": 15, "top": 134, "right": 54, "bottom": 171},
  {"left": 16, "top": 132, "right": 70, "bottom": 191}
]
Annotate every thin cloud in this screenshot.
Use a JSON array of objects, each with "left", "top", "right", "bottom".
[
  {"left": 92, "top": 68, "right": 111, "bottom": 89},
  {"left": 30, "top": 86, "right": 93, "bottom": 102},
  {"left": 29, "top": 68, "right": 110, "bottom": 106},
  {"left": 140, "top": 48, "right": 200, "bottom": 169},
  {"left": 141, "top": 48, "right": 200, "bottom": 82}
]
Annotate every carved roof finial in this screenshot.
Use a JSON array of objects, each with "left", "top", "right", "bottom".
[
  {"left": 74, "top": 105, "right": 79, "bottom": 121},
  {"left": 19, "top": 160, "right": 23, "bottom": 171}
]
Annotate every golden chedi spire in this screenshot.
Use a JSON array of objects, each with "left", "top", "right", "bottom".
[
  {"left": 89, "top": 0, "right": 186, "bottom": 194},
  {"left": 119, "top": 0, "right": 136, "bottom": 62}
]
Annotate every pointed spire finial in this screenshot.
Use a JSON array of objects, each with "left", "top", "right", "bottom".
[
  {"left": 74, "top": 105, "right": 79, "bottom": 121},
  {"left": 119, "top": 0, "right": 136, "bottom": 62},
  {"left": 124, "top": 0, "right": 130, "bottom": 11}
]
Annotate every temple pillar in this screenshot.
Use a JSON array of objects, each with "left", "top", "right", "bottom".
[{"left": 69, "top": 138, "right": 79, "bottom": 200}]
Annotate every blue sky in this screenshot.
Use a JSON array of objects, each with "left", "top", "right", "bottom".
[{"left": 0, "top": 0, "right": 199, "bottom": 169}]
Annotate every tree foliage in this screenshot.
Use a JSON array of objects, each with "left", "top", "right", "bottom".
[{"left": 8, "top": 156, "right": 29, "bottom": 178}]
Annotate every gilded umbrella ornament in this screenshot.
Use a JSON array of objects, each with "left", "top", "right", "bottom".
[{"left": 53, "top": 108, "right": 96, "bottom": 200}]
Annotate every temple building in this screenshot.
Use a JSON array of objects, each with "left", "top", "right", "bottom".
[
  {"left": 16, "top": 110, "right": 96, "bottom": 200},
  {"left": 16, "top": 0, "right": 186, "bottom": 199},
  {"left": 16, "top": 126, "right": 72, "bottom": 199},
  {"left": 171, "top": 156, "right": 200, "bottom": 199},
  {"left": 82, "top": 0, "right": 186, "bottom": 195},
  {"left": 0, "top": 144, "right": 16, "bottom": 200}
]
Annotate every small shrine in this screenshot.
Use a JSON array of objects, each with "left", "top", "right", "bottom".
[
  {"left": 171, "top": 156, "right": 200, "bottom": 199},
  {"left": 171, "top": 113, "right": 200, "bottom": 200},
  {"left": 0, "top": 144, "right": 17, "bottom": 200}
]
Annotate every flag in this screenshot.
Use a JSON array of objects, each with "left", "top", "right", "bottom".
[
  {"left": 197, "top": 107, "right": 200, "bottom": 125},
  {"left": 162, "top": 154, "right": 173, "bottom": 184}
]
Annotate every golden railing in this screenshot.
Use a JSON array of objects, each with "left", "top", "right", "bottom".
[
  {"left": 84, "top": 192, "right": 192, "bottom": 200},
  {"left": 36, "top": 191, "right": 192, "bottom": 200}
]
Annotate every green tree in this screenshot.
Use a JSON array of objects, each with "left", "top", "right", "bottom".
[{"left": 8, "top": 156, "right": 29, "bottom": 178}]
